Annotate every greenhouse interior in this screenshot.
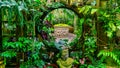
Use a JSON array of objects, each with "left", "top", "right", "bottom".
[{"left": 1, "top": 0, "right": 120, "bottom": 68}]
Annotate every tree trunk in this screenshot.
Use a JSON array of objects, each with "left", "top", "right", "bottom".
[{"left": 96, "top": 22, "right": 108, "bottom": 50}]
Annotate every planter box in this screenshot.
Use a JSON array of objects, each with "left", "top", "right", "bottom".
[{"left": 54, "top": 26, "right": 69, "bottom": 38}]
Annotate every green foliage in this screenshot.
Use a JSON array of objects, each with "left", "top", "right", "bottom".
[
  {"left": 87, "top": 56, "right": 106, "bottom": 68},
  {"left": 80, "top": 18, "right": 84, "bottom": 24},
  {"left": 84, "top": 36, "right": 97, "bottom": 57},
  {"left": 44, "top": 8, "right": 77, "bottom": 26},
  {"left": 0, "top": 0, "right": 27, "bottom": 26},
  {"left": 73, "top": 59, "right": 79, "bottom": 64},
  {"left": 113, "top": 49, "right": 120, "bottom": 60},
  {"left": 97, "top": 0, "right": 120, "bottom": 38},
  {"left": 91, "top": 9, "right": 98, "bottom": 15},
  {"left": 2, "top": 37, "right": 43, "bottom": 52},
  {"left": 77, "top": 5, "right": 97, "bottom": 59},
  {"left": 78, "top": 5, "right": 97, "bottom": 27},
  {"left": 34, "top": 0, "right": 41, "bottom": 3},
  {"left": 1, "top": 0, "right": 120, "bottom": 67},
  {"left": 79, "top": 64, "right": 87, "bottom": 68},
  {"left": 88, "top": 63, "right": 106, "bottom": 68},
  {"left": 97, "top": 50, "right": 120, "bottom": 65},
  {"left": 78, "top": 6, "right": 92, "bottom": 15},
  {"left": 47, "top": 66, "right": 53, "bottom": 68},
  {"left": 47, "top": 2, "right": 65, "bottom": 8},
  {"left": 0, "top": 0, "right": 45, "bottom": 36},
  {"left": 0, "top": 50, "right": 17, "bottom": 65},
  {"left": 16, "top": 37, "right": 44, "bottom": 67},
  {"left": 1, "top": 37, "right": 44, "bottom": 66},
  {"left": 98, "top": 9, "right": 116, "bottom": 38},
  {"left": 78, "top": 5, "right": 97, "bottom": 15},
  {"left": 0, "top": 50, "right": 16, "bottom": 58},
  {"left": 20, "top": 60, "right": 45, "bottom": 68},
  {"left": 70, "top": 51, "right": 82, "bottom": 59}
]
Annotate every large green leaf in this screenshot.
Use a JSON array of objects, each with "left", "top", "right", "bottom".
[
  {"left": 80, "top": 18, "right": 84, "bottom": 24},
  {"left": 78, "top": 7, "right": 85, "bottom": 13},
  {"left": 83, "top": 6, "right": 92, "bottom": 15},
  {"left": 1, "top": 51, "right": 16, "bottom": 58},
  {"left": 106, "top": 31, "right": 113, "bottom": 38},
  {"left": 108, "top": 22, "right": 116, "bottom": 31},
  {"left": 91, "top": 9, "right": 98, "bottom": 14}
]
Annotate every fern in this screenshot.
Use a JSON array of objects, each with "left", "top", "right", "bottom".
[{"left": 97, "top": 50, "right": 120, "bottom": 65}]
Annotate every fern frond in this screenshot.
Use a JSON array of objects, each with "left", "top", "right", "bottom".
[{"left": 97, "top": 50, "right": 120, "bottom": 65}]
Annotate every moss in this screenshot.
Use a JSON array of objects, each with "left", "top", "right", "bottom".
[{"left": 54, "top": 24, "right": 70, "bottom": 27}]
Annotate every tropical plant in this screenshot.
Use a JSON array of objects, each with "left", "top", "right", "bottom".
[
  {"left": 77, "top": 5, "right": 97, "bottom": 57},
  {"left": 1, "top": 0, "right": 120, "bottom": 67},
  {"left": 95, "top": 1, "right": 120, "bottom": 66},
  {"left": 1, "top": 37, "right": 44, "bottom": 67},
  {"left": 87, "top": 55, "right": 106, "bottom": 68},
  {"left": 20, "top": 59, "right": 45, "bottom": 68},
  {"left": 84, "top": 36, "right": 97, "bottom": 57},
  {"left": 97, "top": 50, "right": 120, "bottom": 65},
  {"left": 97, "top": 0, "right": 120, "bottom": 39}
]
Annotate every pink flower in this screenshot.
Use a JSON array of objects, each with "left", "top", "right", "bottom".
[{"left": 79, "top": 58, "right": 85, "bottom": 64}]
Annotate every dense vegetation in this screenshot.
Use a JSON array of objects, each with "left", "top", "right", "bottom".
[{"left": 1, "top": 0, "right": 120, "bottom": 68}]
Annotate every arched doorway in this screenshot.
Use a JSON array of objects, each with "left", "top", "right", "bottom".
[{"left": 35, "top": 3, "right": 83, "bottom": 41}]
